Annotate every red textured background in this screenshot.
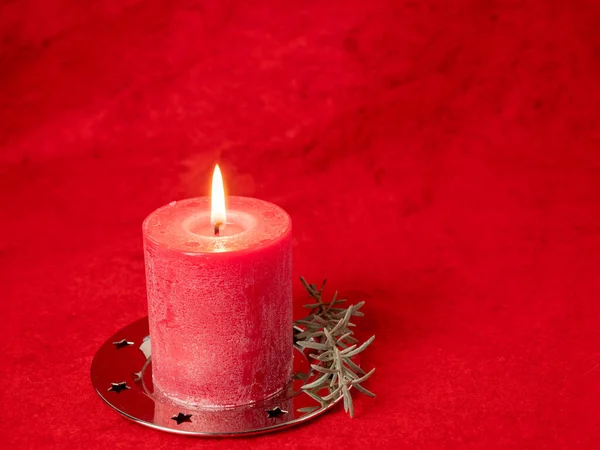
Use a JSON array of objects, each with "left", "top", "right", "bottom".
[{"left": 1, "top": 1, "right": 600, "bottom": 448}]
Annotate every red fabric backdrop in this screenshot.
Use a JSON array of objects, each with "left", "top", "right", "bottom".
[{"left": 2, "top": 1, "right": 600, "bottom": 448}]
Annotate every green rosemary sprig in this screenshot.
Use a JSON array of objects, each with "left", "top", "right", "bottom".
[{"left": 294, "top": 277, "right": 375, "bottom": 418}]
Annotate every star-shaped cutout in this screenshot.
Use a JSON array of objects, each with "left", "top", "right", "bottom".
[
  {"left": 107, "top": 382, "right": 130, "bottom": 393},
  {"left": 266, "top": 406, "right": 288, "bottom": 418},
  {"left": 113, "top": 339, "right": 134, "bottom": 349},
  {"left": 171, "top": 412, "right": 192, "bottom": 425},
  {"left": 132, "top": 371, "right": 143, "bottom": 382}
]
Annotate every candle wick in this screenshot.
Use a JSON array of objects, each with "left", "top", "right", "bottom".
[{"left": 214, "top": 222, "right": 222, "bottom": 236}]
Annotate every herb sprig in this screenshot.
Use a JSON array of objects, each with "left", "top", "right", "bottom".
[{"left": 294, "top": 277, "right": 375, "bottom": 418}]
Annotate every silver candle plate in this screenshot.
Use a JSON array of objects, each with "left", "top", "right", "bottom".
[{"left": 91, "top": 317, "right": 354, "bottom": 436}]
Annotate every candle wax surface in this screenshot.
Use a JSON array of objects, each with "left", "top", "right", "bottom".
[{"left": 143, "top": 196, "right": 293, "bottom": 408}]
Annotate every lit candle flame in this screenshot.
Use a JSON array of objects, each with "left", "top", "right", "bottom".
[{"left": 211, "top": 164, "right": 226, "bottom": 235}]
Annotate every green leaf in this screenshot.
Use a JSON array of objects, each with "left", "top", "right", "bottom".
[
  {"left": 311, "top": 364, "right": 337, "bottom": 374},
  {"left": 295, "top": 330, "right": 324, "bottom": 339},
  {"left": 334, "top": 347, "right": 344, "bottom": 374},
  {"left": 340, "top": 344, "right": 357, "bottom": 355},
  {"left": 330, "top": 307, "right": 353, "bottom": 335},
  {"left": 303, "top": 389, "right": 324, "bottom": 404},
  {"left": 353, "top": 383, "right": 376, "bottom": 398},
  {"left": 296, "top": 341, "right": 328, "bottom": 351},
  {"left": 322, "top": 386, "right": 342, "bottom": 401},
  {"left": 329, "top": 373, "right": 338, "bottom": 389},
  {"left": 342, "top": 384, "right": 353, "bottom": 417},
  {"left": 311, "top": 351, "right": 334, "bottom": 362},
  {"left": 302, "top": 372, "right": 331, "bottom": 390},
  {"left": 344, "top": 368, "right": 359, "bottom": 380},
  {"left": 343, "top": 358, "right": 366, "bottom": 376},
  {"left": 297, "top": 406, "right": 319, "bottom": 413},
  {"left": 294, "top": 319, "right": 323, "bottom": 329},
  {"left": 302, "top": 303, "right": 325, "bottom": 308},
  {"left": 343, "top": 335, "right": 375, "bottom": 357},
  {"left": 351, "top": 367, "right": 376, "bottom": 385},
  {"left": 319, "top": 279, "right": 327, "bottom": 293},
  {"left": 352, "top": 301, "right": 366, "bottom": 311},
  {"left": 337, "top": 331, "right": 354, "bottom": 343}
]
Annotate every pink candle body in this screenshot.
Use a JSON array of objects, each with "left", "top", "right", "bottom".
[{"left": 143, "top": 196, "right": 292, "bottom": 408}]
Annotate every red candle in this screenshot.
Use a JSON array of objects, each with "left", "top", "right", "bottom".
[{"left": 143, "top": 165, "right": 293, "bottom": 408}]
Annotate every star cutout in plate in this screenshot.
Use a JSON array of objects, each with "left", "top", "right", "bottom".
[
  {"left": 113, "top": 339, "right": 134, "bottom": 349},
  {"left": 266, "top": 406, "right": 288, "bottom": 418},
  {"left": 108, "top": 382, "right": 130, "bottom": 393},
  {"left": 171, "top": 412, "right": 192, "bottom": 425}
]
